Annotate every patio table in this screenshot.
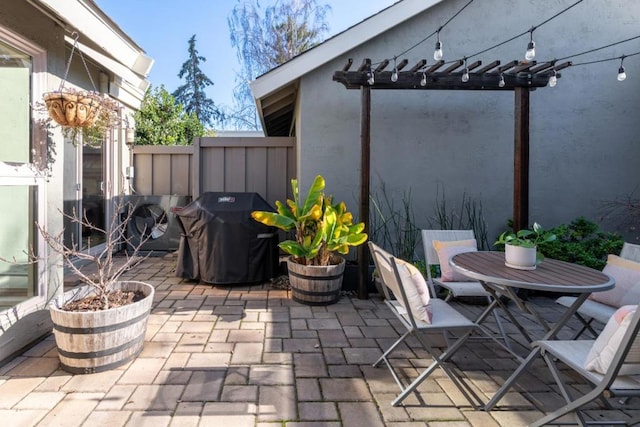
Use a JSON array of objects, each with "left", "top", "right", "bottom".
[{"left": 450, "top": 251, "right": 614, "bottom": 411}]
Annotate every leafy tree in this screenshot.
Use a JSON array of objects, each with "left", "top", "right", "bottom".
[
  {"left": 173, "top": 35, "right": 223, "bottom": 127},
  {"left": 228, "top": 0, "right": 330, "bottom": 130},
  {"left": 134, "top": 85, "right": 203, "bottom": 145}
]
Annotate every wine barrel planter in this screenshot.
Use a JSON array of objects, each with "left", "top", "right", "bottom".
[
  {"left": 49, "top": 281, "right": 154, "bottom": 374},
  {"left": 287, "top": 257, "right": 345, "bottom": 305}
]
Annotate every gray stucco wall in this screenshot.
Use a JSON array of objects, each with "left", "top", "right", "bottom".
[{"left": 298, "top": 0, "right": 640, "bottom": 256}]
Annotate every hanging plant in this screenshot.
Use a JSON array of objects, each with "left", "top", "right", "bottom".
[{"left": 39, "top": 32, "right": 121, "bottom": 147}]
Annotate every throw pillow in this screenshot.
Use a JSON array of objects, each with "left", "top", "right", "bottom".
[
  {"left": 589, "top": 255, "right": 640, "bottom": 308},
  {"left": 395, "top": 258, "right": 432, "bottom": 323},
  {"left": 584, "top": 305, "right": 639, "bottom": 375},
  {"left": 433, "top": 239, "right": 478, "bottom": 282}
]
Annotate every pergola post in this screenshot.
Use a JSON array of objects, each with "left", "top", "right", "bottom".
[
  {"left": 513, "top": 87, "right": 530, "bottom": 232},
  {"left": 357, "top": 84, "right": 371, "bottom": 300}
]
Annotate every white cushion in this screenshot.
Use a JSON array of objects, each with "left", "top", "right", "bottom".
[
  {"left": 395, "top": 258, "right": 432, "bottom": 323},
  {"left": 370, "top": 244, "right": 432, "bottom": 323},
  {"left": 584, "top": 305, "right": 638, "bottom": 375},
  {"left": 433, "top": 239, "right": 478, "bottom": 282},
  {"left": 590, "top": 255, "right": 640, "bottom": 308}
]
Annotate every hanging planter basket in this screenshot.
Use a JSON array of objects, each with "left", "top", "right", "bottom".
[
  {"left": 43, "top": 90, "right": 103, "bottom": 128},
  {"left": 40, "top": 32, "right": 120, "bottom": 144}
]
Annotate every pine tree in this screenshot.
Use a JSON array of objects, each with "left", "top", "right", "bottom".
[{"left": 173, "top": 35, "right": 223, "bottom": 127}]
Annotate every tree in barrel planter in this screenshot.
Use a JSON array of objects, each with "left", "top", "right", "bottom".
[
  {"left": 1, "top": 198, "right": 156, "bottom": 374},
  {"left": 251, "top": 175, "right": 368, "bottom": 305}
]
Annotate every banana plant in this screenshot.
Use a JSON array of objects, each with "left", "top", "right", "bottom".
[{"left": 251, "top": 175, "right": 367, "bottom": 266}]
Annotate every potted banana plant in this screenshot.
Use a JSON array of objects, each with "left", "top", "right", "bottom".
[
  {"left": 494, "top": 222, "right": 556, "bottom": 270},
  {"left": 252, "top": 175, "right": 368, "bottom": 305}
]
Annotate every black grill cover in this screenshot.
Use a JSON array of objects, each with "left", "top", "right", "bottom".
[{"left": 175, "top": 192, "right": 279, "bottom": 284}]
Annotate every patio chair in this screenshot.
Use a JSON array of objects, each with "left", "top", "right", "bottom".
[
  {"left": 556, "top": 242, "right": 640, "bottom": 339},
  {"left": 368, "top": 242, "right": 486, "bottom": 407},
  {"left": 421, "top": 229, "right": 510, "bottom": 348},
  {"left": 529, "top": 304, "right": 640, "bottom": 427}
]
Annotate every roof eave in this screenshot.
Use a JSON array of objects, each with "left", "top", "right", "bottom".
[
  {"left": 250, "top": 0, "right": 444, "bottom": 101},
  {"left": 32, "top": 0, "right": 154, "bottom": 77}
]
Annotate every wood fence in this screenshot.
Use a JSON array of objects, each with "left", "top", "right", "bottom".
[{"left": 132, "top": 137, "right": 296, "bottom": 205}]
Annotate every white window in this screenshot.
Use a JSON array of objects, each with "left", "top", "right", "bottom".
[{"left": 0, "top": 27, "right": 47, "bottom": 317}]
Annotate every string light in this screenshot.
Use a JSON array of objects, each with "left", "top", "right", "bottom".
[
  {"left": 525, "top": 27, "right": 536, "bottom": 61},
  {"left": 548, "top": 69, "right": 557, "bottom": 87},
  {"left": 420, "top": 71, "right": 427, "bottom": 86},
  {"left": 461, "top": 58, "right": 469, "bottom": 82},
  {"left": 391, "top": 57, "right": 399, "bottom": 82},
  {"left": 499, "top": 73, "right": 505, "bottom": 87},
  {"left": 618, "top": 56, "right": 627, "bottom": 81},
  {"left": 434, "top": 29, "right": 443, "bottom": 61},
  {"left": 367, "top": 70, "right": 375, "bottom": 85}
]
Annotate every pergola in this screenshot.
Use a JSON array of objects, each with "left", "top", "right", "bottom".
[{"left": 333, "top": 57, "right": 571, "bottom": 298}]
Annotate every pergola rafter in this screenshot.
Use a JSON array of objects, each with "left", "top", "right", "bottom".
[
  {"left": 333, "top": 58, "right": 571, "bottom": 91},
  {"left": 333, "top": 57, "right": 572, "bottom": 299}
]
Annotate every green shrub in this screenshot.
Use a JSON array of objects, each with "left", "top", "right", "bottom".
[{"left": 537, "top": 217, "right": 623, "bottom": 270}]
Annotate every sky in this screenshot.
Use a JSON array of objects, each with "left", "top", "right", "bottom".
[{"left": 96, "top": 0, "right": 397, "bottom": 114}]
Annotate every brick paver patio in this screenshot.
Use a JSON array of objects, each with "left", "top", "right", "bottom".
[{"left": 0, "top": 254, "right": 637, "bottom": 426}]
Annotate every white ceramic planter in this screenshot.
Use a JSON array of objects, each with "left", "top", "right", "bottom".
[{"left": 504, "top": 244, "right": 537, "bottom": 270}]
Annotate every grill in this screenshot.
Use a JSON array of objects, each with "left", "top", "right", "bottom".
[{"left": 175, "top": 192, "right": 279, "bottom": 285}]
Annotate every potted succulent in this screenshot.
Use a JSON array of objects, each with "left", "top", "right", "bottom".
[
  {"left": 251, "top": 175, "right": 368, "bottom": 305},
  {"left": 494, "top": 222, "right": 557, "bottom": 270}
]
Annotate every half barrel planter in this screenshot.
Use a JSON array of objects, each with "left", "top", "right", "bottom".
[
  {"left": 49, "top": 281, "right": 154, "bottom": 374},
  {"left": 287, "top": 257, "right": 345, "bottom": 305}
]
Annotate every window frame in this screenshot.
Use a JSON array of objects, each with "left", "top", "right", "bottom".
[{"left": 0, "top": 25, "right": 49, "bottom": 321}]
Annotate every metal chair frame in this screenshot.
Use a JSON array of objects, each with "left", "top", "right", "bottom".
[{"left": 530, "top": 304, "right": 640, "bottom": 426}]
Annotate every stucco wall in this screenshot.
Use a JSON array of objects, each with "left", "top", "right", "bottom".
[{"left": 298, "top": 0, "right": 640, "bottom": 255}]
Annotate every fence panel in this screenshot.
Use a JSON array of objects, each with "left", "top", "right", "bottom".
[{"left": 132, "top": 137, "right": 295, "bottom": 205}]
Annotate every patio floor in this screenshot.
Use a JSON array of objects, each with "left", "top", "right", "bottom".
[{"left": 1, "top": 253, "right": 638, "bottom": 426}]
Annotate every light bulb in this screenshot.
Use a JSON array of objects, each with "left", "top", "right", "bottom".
[
  {"left": 367, "top": 72, "right": 375, "bottom": 85},
  {"left": 618, "top": 66, "right": 627, "bottom": 81},
  {"left": 391, "top": 68, "right": 398, "bottom": 82},
  {"left": 548, "top": 72, "right": 557, "bottom": 87},
  {"left": 462, "top": 68, "right": 469, "bottom": 83},
  {"left": 434, "top": 41, "right": 443, "bottom": 61},
  {"left": 420, "top": 72, "right": 427, "bottom": 87},
  {"left": 499, "top": 73, "right": 505, "bottom": 88},
  {"left": 525, "top": 41, "right": 536, "bottom": 61}
]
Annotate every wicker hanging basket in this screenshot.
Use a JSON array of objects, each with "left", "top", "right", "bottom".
[
  {"left": 43, "top": 90, "right": 103, "bottom": 127},
  {"left": 41, "top": 32, "right": 118, "bottom": 134}
]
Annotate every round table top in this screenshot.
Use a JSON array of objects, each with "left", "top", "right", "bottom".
[{"left": 450, "top": 251, "right": 614, "bottom": 293}]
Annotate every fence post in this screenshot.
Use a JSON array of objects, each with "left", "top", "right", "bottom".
[{"left": 192, "top": 137, "right": 201, "bottom": 199}]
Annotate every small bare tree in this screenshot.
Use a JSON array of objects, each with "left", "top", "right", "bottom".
[{"left": 2, "top": 196, "right": 152, "bottom": 311}]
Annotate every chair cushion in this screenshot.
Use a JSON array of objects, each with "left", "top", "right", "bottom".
[
  {"left": 589, "top": 255, "right": 640, "bottom": 308},
  {"left": 433, "top": 239, "right": 478, "bottom": 282},
  {"left": 395, "top": 259, "right": 432, "bottom": 323},
  {"left": 584, "top": 305, "right": 638, "bottom": 375}
]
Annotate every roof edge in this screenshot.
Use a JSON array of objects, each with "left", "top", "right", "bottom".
[
  {"left": 33, "top": 0, "right": 153, "bottom": 76},
  {"left": 250, "top": 0, "right": 444, "bottom": 100}
]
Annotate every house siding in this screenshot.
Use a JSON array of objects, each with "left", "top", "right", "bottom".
[{"left": 297, "top": 0, "right": 640, "bottom": 252}]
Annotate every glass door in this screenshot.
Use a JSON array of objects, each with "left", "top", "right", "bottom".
[{"left": 81, "top": 144, "right": 106, "bottom": 249}]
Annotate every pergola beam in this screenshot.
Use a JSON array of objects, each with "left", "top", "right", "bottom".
[{"left": 333, "top": 70, "right": 555, "bottom": 90}]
